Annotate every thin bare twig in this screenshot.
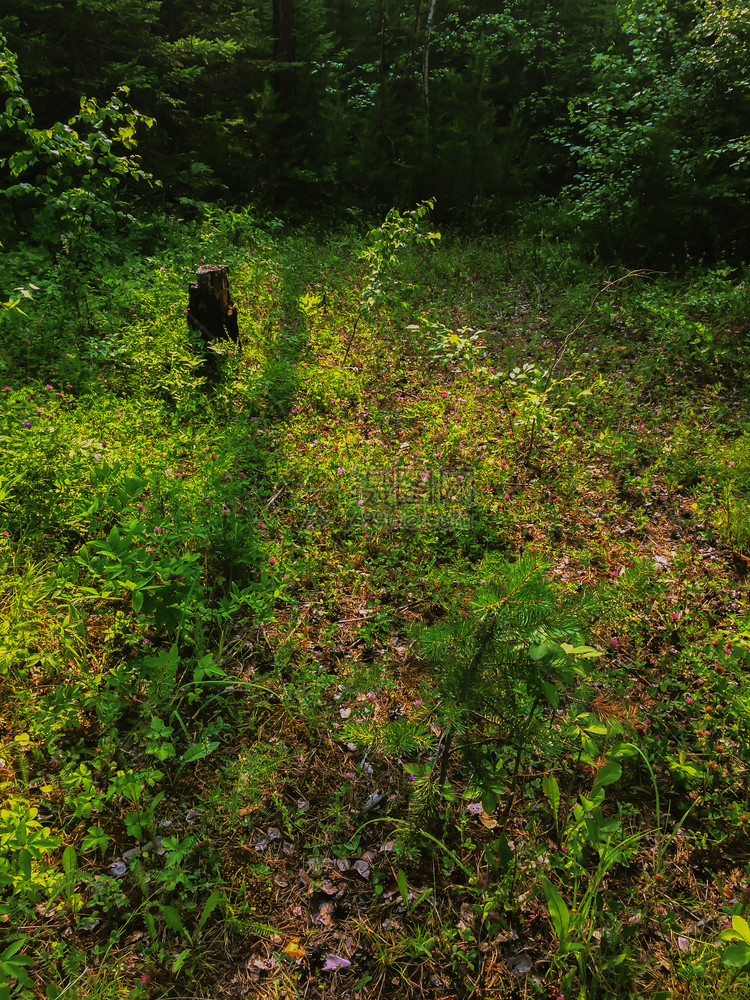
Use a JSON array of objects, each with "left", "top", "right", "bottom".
[{"left": 522, "top": 269, "right": 652, "bottom": 464}]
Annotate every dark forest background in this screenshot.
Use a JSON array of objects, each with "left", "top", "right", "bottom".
[{"left": 2, "top": 0, "right": 750, "bottom": 264}]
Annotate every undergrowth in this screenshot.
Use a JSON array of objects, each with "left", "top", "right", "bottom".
[{"left": 1, "top": 206, "right": 750, "bottom": 999}]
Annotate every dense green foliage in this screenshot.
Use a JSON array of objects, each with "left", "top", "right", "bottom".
[{"left": 2, "top": 1, "right": 750, "bottom": 260}]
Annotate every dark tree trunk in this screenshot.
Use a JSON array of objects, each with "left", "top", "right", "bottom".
[
  {"left": 187, "top": 265, "right": 239, "bottom": 368},
  {"left": 422, "top": 0, "right": 438, "bottom": 126},
  {"left": 379, "top": 0, "right": 396, "bottom": 161},
  {"left": 273, "top": 0, "right": 296, "bottom": 112}
]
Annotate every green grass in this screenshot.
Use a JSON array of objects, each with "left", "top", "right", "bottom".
[{"left": 1, "top": 208, "right": 750, "bottom": 999}]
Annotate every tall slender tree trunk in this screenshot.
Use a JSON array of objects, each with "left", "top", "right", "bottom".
[
  {"left": 379, "top": 0, "right": 395, "bottom": 160},
  {"left": 422, "top": 0, "right": 438, "bottom": 126},
  {"left": 273, "top": 0, "right": 296, "bottom": 112},
  {"left": 411, "top": 0, "right": 425, "bottom": 110},
  {"left": 63, "top": 0, "right": 84, "bottom": 83}
]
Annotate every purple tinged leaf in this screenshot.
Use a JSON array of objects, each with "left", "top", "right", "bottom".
[
  {"left": 353, "top": 859, "right": 371, "bottom": 879},
  {"left": 322, "top": 954, "right": 351, "bottom": 971}
]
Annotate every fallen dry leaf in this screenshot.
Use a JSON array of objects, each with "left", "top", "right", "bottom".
[{"left": 283, "top": 938, "right": 306, "bottom": 959}]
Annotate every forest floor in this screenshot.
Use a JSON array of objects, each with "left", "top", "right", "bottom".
[{"left": 2, "top": 212, "right": 750, "bottom": 1000}]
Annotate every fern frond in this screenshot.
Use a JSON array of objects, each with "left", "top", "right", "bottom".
[{"left": 243, "top": 919, "right": 280, "bottom": 938}]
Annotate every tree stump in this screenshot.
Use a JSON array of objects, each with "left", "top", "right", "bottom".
[{"left": 187, "top": 265, "right": 239, "bottom": 361}]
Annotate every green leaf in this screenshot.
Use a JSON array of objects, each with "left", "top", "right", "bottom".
[
  {"left": 561, "top": 642, "right": 603, "bottom": 659},
  {"left": 172, "top": 949, "right": 191, "bottom": 974},
  {"left": 540, "top": 679, "right": 558, "bottom": 709},
  {"left": 17, "top": 849, "right": 31, "bottom": 880},
  {"left": 132, "top": 589, "right": 144, "bottom": 612},
  {"left": 497, "top": 834, "right": 514, "bottom": 867},
  {"left": 722, "top": 941, "right": 750, "bottom": 968},
  {"left": 575, "top": 713, "right": 608, "bottom": 735},
  {"left": 124, "top": 476, "right": 146, "bottom": 499},
  {"left": 396, "top": 868, "right": 410, "bottom": 908},
  {"left": 439, "top": 782, "right": 458, "bottom": 802},
  {"left": 62, "top": 845, "right": 77, "bottom": 876},
  {"left": 197, "top": 890, "right": 224, "bottom": 931},
  {"left": 529, "top": 641, "right": 549, "bottom": 661},
  {"left": 542, "top": 773, "right": 560, "bottom": 819},
  {"left": 732, "top": 915, "right": 750, "bottom": 946},
  {"left": 593, "top": 760, "right": 622, "bottom": 788},
  {"left": 182, "top": 741, "right": 219, "bottom": 763},
  {"left": 541, "top": 877, "right": 570, "bottom": 943},
  {"left": 0, "top": 940, "right": 34, "bottom": 989},
  {"left": 160, "top": 904, "right": 188, "bottom": 937},
  {"left": 1, "top": 940, "right": 27, "bottom": 960}
]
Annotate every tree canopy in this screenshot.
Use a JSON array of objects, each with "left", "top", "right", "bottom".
[{"left": 2, "top": 0, "right": 750, "bottom": 261}]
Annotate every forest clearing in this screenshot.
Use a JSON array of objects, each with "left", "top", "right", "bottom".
[
  {"left": 2, "top": 206, "right": 750, "bottom": 999},
  {"left": 2, "top": 3, "right": 750, "bottom": 997}
]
